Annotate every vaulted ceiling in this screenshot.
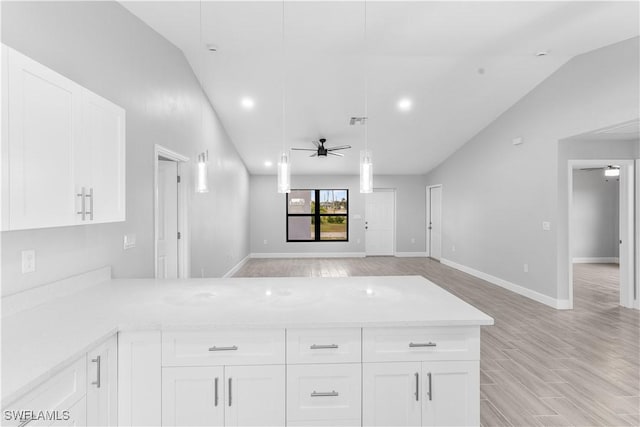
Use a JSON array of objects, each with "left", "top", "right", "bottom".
[{"left": 121, "top": 1, "right": 639, "bottom": 175}]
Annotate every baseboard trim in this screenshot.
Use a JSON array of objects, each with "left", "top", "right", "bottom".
[
  {"left": 223, "top": 255, "right": 250, "bottom": 278},
  {"left": 395, "top": 252, "right": 428, "bottom": 258},
  {"left": 440, "top": 258, "right": 569, "bottom": 310},
  {"left": 250, "top": 252, "right": 366, "bottom": 259},
  {"left": 2, "top": 266, "right": 112, "bottom": 317},
  {"left": 572, "top": 257, "right": 619, "bottom": 264}
]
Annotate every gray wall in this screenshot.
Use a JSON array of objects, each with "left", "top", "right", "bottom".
[
  {"left": 250, "top": 175, "right": 427, "bottom": 255},
  {"left": 572, "top": 169, "right": 619, "bottom": 259},
  {"left": 1, "top": 1, "right": 250, "bottom": 296},
  {"left": 424, "top": 37, "right": 639, "bottom": 302}
]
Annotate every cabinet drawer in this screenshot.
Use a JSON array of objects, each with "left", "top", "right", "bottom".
[
  {"left": 162, "top": 329, "right": 285, "bottom": 366},
  {"left": 287, "top": 328, "right": 361, "bottom": 364},
  {"left": 3, "top": 357, "right": 87, "bottom": 426},
  {"left": 286, "top": 364, "right": 361, "bottom": 426},
  {"left": 363, "top": 327, "right": 479, "bottom": 362}
]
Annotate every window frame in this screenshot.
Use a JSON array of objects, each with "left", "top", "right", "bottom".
[{"left": 286, "top": 189, "right": 349, "bottom": 242}]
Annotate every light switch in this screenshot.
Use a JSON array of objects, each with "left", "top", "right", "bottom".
[
  {"left": 21, "top": 250, "right": 36, "bottom": 273},
  {"left": 542, "top": 221, "right": 551, "bottom": 231}
]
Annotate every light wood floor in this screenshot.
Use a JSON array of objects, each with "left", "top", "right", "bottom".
[{"left": 234, "top": 258, "right": 639, "bottom": 427}]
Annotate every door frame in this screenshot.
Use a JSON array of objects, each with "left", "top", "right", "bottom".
[
  {"left": 426, "top": 184, "right": 442, "bottom": 259},
  {"left": 568, "top": 159, "right": 635, "bottom": 309},
  {"left": 154, "top": 144, "right": 189, "bottom": 279},
  {"left": 365, "top": 188, "right": 396, "bottom": 256}
]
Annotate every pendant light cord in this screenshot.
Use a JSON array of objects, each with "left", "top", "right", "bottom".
[
  {"left": 282, "top": 0, "right": 286, "bottom": 155},
  {"left": 364, "top": 0, "right": 368, "bottom": 153}
]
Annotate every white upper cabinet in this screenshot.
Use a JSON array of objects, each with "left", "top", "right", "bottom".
[
  {"left": 2, "top": 45, "right": 126, "bottom": 231},
  {"left": 3, "top": 45, "right": 81, "bottom": 230}
]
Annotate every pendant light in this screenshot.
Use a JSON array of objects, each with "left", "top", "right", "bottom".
[
  {"left": 277, "top": 0, "right": 291, "bottom": 193},
  {"left": 195, "top": 0, "right": 209, "bottom": 193},
  {"left": 360, "top": 0, "right": 373, "bottom": 194}
]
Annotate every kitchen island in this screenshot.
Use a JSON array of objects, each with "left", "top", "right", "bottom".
[{"left": 2, "top": 275, "right": 493, "bottom": 426}]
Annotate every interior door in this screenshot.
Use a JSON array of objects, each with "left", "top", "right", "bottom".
[
  {"left": 157, "top": 160, "right": 178, "bottom": 279},
  {"left": 161, "top": 366, "right": 224, "bottom": 427},
  {"left": 362, "top": 362, "right": 422, "bottom": 427},
  {"left": 428, "top": 186, "right": 442, "bottom": 260},
  {"left": 365, "top": 190, "right": 395, "bottom": 256},
  {"left": 224, "top": 365, "right": 285, "bottom": 427}
]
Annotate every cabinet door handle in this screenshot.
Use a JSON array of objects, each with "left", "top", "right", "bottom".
[
  {"left": 214, "top": 377, "right": 219, "bottom": 406},
  {"left": 77, "top": 187, "right": 86, "bottom": 220},
  {"left": 409, "top": 342, "right": 437, "bottom": 348},
  {"left": 91, "top": 356, "right": 101, "bottom": 388},
  {"left": 85, "top": 188, "right": 94, "bottom": 220},
  {"left": 228, "top": 378, "right": 232, "bottom": 406},
  {"left": 209, "top": 345, "right": 238, "bottom": 352},
  {"left": 311, "top": 390, "right": 339, "bottom": 397},
  {"left": 427, "top": 372, "right": 432, "bottom": 401},
  {"left": 415, "top": 372, "right": 419, "bottom": 401},
  {"left": 310, "top": 344, "right": 339, "bottom": 350}
]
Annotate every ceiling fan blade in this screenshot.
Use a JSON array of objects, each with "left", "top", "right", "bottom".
[
  {"left": 328, "top": 152, "right": 344, "bottom": 157},
  {"left": 327, "top": 145, "right": 352, "bottom": 151},
  {"left": 291, "top": 147, "right": 317, "bottom": 151},
  {"left": 309, "top": 153, "right": 318, "bottom": 157},
  {"left": 311, "top": 140, "right": 320, "bottom": 148},
  {"left": 579, "top": 167, "right": 604, "bottom": 171}
]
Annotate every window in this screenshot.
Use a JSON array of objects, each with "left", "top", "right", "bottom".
[{"left": 287, "top": 189, "right": 348, "bottom": 242}]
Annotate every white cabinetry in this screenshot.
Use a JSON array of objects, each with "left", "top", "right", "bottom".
[
  {"left": 86, "top": 335, "right": 118, "bottom": 426},
  {"left": 362, "top": 327, "right": 480, "bottom": 427},
  {"left": 1, "top": 45, "right": 125, "bottom": 231}
]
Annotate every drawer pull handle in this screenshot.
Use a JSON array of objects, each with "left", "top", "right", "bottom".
[
  {"left": 209, "top": 345, "right": 238, "bottom": 351},
  {"left": 214, "top": 377, "right": 219, "bottom": 406},
  {"left": 311, "top": 390, "right": 339, "bottom": 397},
  {"left": 228, "top": 378, "right": 232, "bottom": 406},
  {"left": 427, "top": 372, "right": 432, "bottom": 401},
  {"left": 409, "top": 342, "right": 437, "bottom": 348},
  {"left": 91, "top": 355, "right": 101, "bottom": 388},
  {"left": 415, "top": 372, "right": 419, "bottom": 401},
  {"left": 310, "top": 344, "right": 339, "bottom": 349}
]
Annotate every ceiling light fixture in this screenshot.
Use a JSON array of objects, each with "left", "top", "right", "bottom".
[
  {"left": 360, "top": 0, "right": 373, "bottom": 194},
  {"left": 604, "top": 165, "right": 620, "bottom": 177},
  {"left": 277, "top": 0, "right": 290, "bottom": 193},
  {"left": 398, "top": 98, "right": 412, "bottom": 112},
  {"left": 264, "top": 160, "right": 273, "bottom": 167},
  {"left": 241, "top": 97, "right": 255, "bottom": 110}
]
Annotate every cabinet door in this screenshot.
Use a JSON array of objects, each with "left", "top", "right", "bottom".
[
  {"left": 422, "top": 361, "right": 479, "bottom": 427},
  {"left": 162, "top": 367, "right": 224, "bottom": 427},
  {"left": 362, "top": 362, "right": 422, "bottom": 427},
  {"left": 5, "top": 46, "right": 81, "bottom": 230},
  {"left": 118, "top": 331, "right": 161, "bottom": 427},
  {"left": 87, "top": 335, "right": 118, "bottom": 426},
  {"left": 224, "top": 365, "right": 285, "bottom": 427},
  {"left": 78, "top": 89, "right": 125, "bottom": 224},
  {"left": 48, "top": 395, "right": 87, "bottom": 427}
]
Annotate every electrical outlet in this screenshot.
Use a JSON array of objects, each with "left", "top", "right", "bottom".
[
  {"left": 411, "top": 238, "right": 416, "bottom": 244},
  {"left": 357, "top": 238, "right": 361, "bottom": 244},
  {"left": 263, "top": 239, "right": 268, "bottom": 245},
  {"left": 542, "top": 221, "right": 551, "bottom": 231},
  {"left": 524, "top": 263, "right": 529, "bottom": 273},
  {"left": 452, "top": 245, "right": 456, "bottom": 252},
  {"left": 123, "top": 234, "right": 137, "bottom": 250},
  {"left": 21, "top": 250, "right": 36, "bottom": 274}
]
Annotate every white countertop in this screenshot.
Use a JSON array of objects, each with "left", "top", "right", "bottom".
[{"left": 1, "top": 275, "right": 493, "bottom": 406}]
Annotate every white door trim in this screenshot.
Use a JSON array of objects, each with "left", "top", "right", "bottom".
[
  {"left": 154, "top": 144, "right": 190, "bottom": 279},
  {"left": 426, "top": 184, "right": 442, "bottom": 259},
  {"left": 568, "top": 159, "right": 635, "bottom": 309}
]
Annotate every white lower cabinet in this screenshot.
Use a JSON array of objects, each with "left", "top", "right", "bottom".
[
  {"left": 161, "top": 365, "right": 285, "bottom": 427},
  {"left": 363, "top": 361, "right": 479, "bottom": 427},
  {"left": 286, "top": 364, "right": 361, "bottom": 426},
  {"left": 86, "top": 335, "right": 118, "bottom": 426}
]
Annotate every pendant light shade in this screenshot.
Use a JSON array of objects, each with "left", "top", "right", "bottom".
[
  {"left": 277, "top": 151, "right": 291, "bottom": 193},
  {"left": 196, "top": 151, "right": 209, "bottom": 193},
  {"left": 360, "top": 150, "right": 373, "bottom": 193}
]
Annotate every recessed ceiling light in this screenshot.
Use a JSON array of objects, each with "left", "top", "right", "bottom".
[
  {"left": 535, "top": 51, "right": 549, "bottom": 57},
  {"left": 264, "top": 160, "right": 273, "bottom": 167},
  {"left": 397, "top": 98, "right": 412, "bottom": 112},
  {"left": 241, "top": 97, "right": 255, "bottom": 110}
]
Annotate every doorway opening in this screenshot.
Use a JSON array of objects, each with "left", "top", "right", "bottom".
[
  {"left": 426, "top": 185, "right": 442, "bottom": 261},
  {"left": 154, "top": 145, "right": 189, "bottom": 279},
  {"left": 365, "top": 189, "right": 396, "bottom": 256},
  {"left": 568, "top": 159, "right": 634, "bottom": 308}
]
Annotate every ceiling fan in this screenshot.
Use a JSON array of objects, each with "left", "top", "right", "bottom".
[{"left": 291, "top": 138, "right": 351, "bottom": 157}]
